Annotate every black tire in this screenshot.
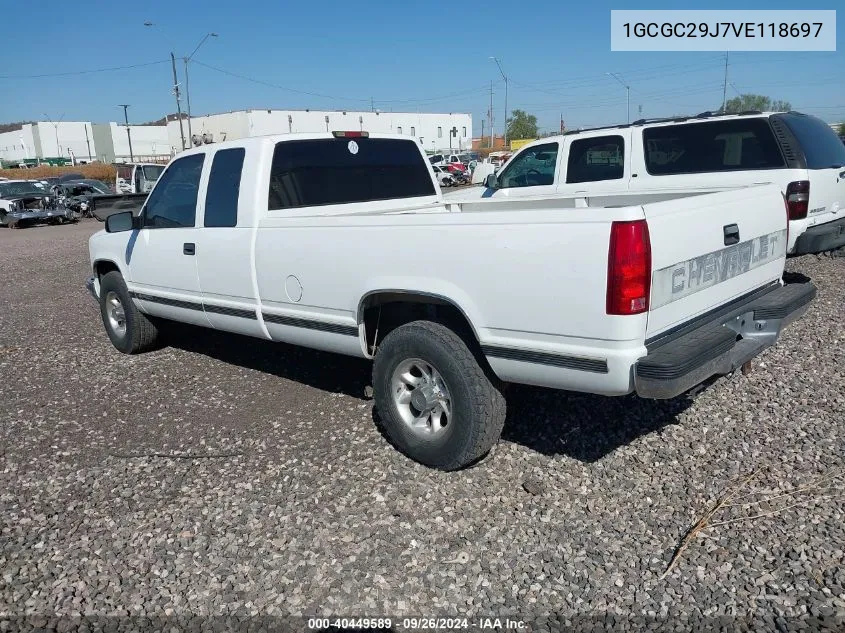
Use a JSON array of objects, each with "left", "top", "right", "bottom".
[
  {"left": 372, "top": 320, "right": 506, "bottom": 471},
  {"left": 98, "top": 271, "right": 160, "bottom": 354}
]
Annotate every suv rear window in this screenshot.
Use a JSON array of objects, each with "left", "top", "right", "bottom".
[
  {"left": 269, "top": 138, "right": 435, "bottom": 210},
  {"left": 778, "top": 113, "right": 845, "bottom": 169},
  {"left": 643, "top": 118, "right": 785, "bottom": 175}
]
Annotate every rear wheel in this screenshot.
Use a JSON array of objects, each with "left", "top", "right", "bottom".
[
  {"left": 98, "top": 271, "right": 160, "bottom": 354},
  {"left": 372, "top": 320, "right": 505, "bottom": 470}
]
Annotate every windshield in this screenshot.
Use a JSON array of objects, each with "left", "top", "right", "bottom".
[
  {"left": 0, "top": 182, "right": 48, "bottom": 197},
  {"left": 142, "top": 165, "right": 165, "bottom": 181}
]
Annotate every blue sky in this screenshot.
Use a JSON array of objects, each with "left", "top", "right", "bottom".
[{"left": 1, "top": 0, "right": 842, "bottom": 134}]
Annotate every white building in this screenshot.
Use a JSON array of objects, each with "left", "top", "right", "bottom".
[
  {"left": 167, "top": 109, "right": 473, "bottom": 154},
  {"left": 91, "top": 123, "right": 170, "bottom": 163},
  {"left": 0, "top": 121, "right": 169, "bottom": 165}
]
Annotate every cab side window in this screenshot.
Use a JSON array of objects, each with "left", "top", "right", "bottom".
[
  {"left": 204, "top": 148, "right": 244, "bottom": 227},
  {"left": 566, "top": 136, "right": 625, "bottom": 184},
  {"left": 143, "top": 154, "right": 204, "bottom": 228},
  {"left": 497, "top": 143, "right": 559, "bottom": 189}
]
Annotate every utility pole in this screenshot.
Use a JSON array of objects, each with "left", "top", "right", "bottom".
[
  {"left": 371, "top": 96, "right": 374, "bottom": 112},
  {"left": 490, "top": 57, "right": 508, "bottom": 147},
  {"left": 43, "top": 112, "right": 64, "bottom": 162},
  {"left": 119, "top": 104, "right": 135, "bottom": 162},
  {"left": 184, "top": 58, "right": 193, "bottom": 146},
  {"left": 488, "top": 81, "right": 494, "bottom": 148},
  {"left": 84, "top": 124, "right": 92, "bottom": 162},
  {"left": 171, "top": 52, "right": 186, "bottom": 151},
  {"left": 721, "top": 51, "right": 729, "bottom": 113},
  {"left": 560, "top": 113, "right": 564, "bottom": 134},
  {"left": 184, "top": 32, "right": 218, "bottom": 146}
]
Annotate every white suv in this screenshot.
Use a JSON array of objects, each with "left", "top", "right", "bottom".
[{"left": 447, "top": 111, "right": 845, "bottom": 255}]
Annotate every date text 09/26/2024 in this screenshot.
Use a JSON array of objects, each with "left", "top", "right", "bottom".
[{"left": 306, "top": 617, "right": 527, "bottom": 630}]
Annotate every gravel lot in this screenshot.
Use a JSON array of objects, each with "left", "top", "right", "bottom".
[{"left": 1, "top": 220, "right": 843, "bottom": 631}]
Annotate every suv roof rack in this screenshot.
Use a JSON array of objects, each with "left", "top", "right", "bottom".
[{"left": 560, "top": 109, "right": 769, "bottom": 138}]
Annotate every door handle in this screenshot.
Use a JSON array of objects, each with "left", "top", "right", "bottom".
[
  {"left": 723, "top": 224, "right": 740, "bottom": 246},
  {"left": 183, "top": 242, "right": 196, "bottom": 255}
]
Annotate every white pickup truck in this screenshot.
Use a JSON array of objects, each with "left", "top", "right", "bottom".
[{"left": 86, "top": 131, "right": 815, "bottom": 470}]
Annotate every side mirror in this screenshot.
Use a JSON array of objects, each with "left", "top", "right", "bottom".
[
  {"left": 105, "top": 211, "right": 137, "bottom": 233},
  {"left": 484, "top": 173, "right": 499, "bottom": 189}
]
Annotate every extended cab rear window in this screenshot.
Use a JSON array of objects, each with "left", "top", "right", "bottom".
[
  {"left": 643, "top": 118, "right": 785, "bottom": 175},
  {"left": 778, "top": 113, "right": 845, "bottom": 169},
  {"left": 268, "top": 138, "right": 435, "bottom": 210}
]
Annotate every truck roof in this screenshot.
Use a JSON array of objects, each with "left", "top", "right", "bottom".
[{"left": 175, "top": 132, "right": 420, "bottom": 157}]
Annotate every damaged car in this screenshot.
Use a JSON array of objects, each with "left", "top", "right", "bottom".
[
  {"left": 0, "top": 180, "right": 76, "bottom": 228},
  {"left": 52, "top": 179, "right": 112, "bottom": 218}
]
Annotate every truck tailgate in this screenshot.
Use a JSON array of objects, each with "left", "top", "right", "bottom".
[{"left": 644, "top": 184, "right": 787, "bottom": 338}]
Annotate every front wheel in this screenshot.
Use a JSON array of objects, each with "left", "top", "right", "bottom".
[
  {"left": 98, "top": 271, "right": 161, "bottom": 354},
  {"left": 372, "top": 320, "right": 506, "bottom": 470}
]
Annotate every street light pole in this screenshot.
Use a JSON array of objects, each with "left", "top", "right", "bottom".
[
  {"left": 184, "top": 32, "right": 218, "bottom": 147},
  {"left": 490, "top": 57, "right": 508, "bottom": 146},
  {"left": 144, "top": 23, "right": 186, "bottom": 151},
  {"left": 43, "top": 112, "right": 64, "bottom": 162},
  {"left": 607, "top": 72, "right": 630, "bottom": 124},
  {"left": 118, "top": 104, "right": 135, "bottom": 162}
]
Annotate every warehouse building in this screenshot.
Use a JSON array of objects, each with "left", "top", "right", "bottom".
[
  {"left": 0, "top": 121, "right": 170, "bottom": 166},
  {"left": 167, "top": 109, "right": 473, "bottom": 154}
]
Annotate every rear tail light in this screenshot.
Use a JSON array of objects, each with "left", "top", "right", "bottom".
[
  {"left": 785, "top": 181, "right": 809, "bottom": 220},
  {"left": 782, "top": 193, "right": 790, "bottom": 245},
  {"left": 607, "top": 220, "right": 652, "bottom": 316}
]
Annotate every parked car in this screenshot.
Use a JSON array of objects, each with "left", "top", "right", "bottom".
[
  {"left": 86, "top": 131, "right": 814, "bottom": 470},
  {"left": 446, "top": 111, "right": 845, "bottom": 256},
  {"left": 431, "top": 165, "right": 454, "bottom": 187},
  {"left": 0, "top": 180, "right": 75, "bottom": 227},
  {"left": 53, "top": 180, "right": 113, "bottom": 217},
  {"left": 430, "top": 153, "right": 469, "bottom": 173}
]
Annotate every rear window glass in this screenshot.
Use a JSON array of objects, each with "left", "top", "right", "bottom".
[
  {"left": 268, "top": 138, "right": 435, "bottom": 210},
  {"left": 643, "top": 118, "right": 785, "bottom": 175},
  {"left": 779, "top": 114, "right": 845, "bottom": 169}
]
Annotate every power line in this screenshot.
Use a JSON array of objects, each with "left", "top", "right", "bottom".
[
  {"left": 0, "top": 60, "right": 169, "bottom": 79},
  {"left": 193, "top": 60, "right": 498, "bottom": 109},
  {"left": 192, "top": 60, "right": 369, "bottom": 102}
]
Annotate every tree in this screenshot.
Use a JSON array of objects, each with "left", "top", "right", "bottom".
[
  {"left": 838, "top": 122, "right": 845, "bottom": 137},
  {"left": 506, "top": 110, "right": 538, "bottom": 140},
  {"left": 722, "top": 94, "right": 791, "bottom": 114}
]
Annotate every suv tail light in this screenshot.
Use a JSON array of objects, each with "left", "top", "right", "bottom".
[
  {"left": 785, "top": 181, "right": 809, "bottom": 220},
  {"left": 782, "top": 193, "right": 790, "bottom": 245},
  {"left": 607, "top": 220, "right": 652, "bottom": 316}
]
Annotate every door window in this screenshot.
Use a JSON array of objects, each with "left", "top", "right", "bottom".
[
  {"left": 497, "top": 142, "right": 559, "bottom": 189},
  {"left": 142, "top": 154, "right": 204, "bottom": 228},
  {"left": 204, "top": 148, "right": 244, "bottom": 227},
  {"left": 566, "top": 135, "right": 625, "bottom": 183}
]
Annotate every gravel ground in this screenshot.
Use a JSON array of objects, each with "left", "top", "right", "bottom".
[{"left": 1, "top": 220, "right": 843, "bottom": 631}]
